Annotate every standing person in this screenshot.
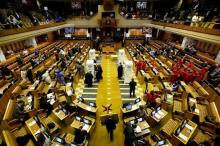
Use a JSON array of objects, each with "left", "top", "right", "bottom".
[
  {"left": 124, "top": 123, "right": 135, "bottom": 146},
  {"left": 74, "top": 126, "right": 87, "bottom": 144},
  {"left": 85, "top": 72, "right": 93, "bottom": 87},
  {"left": 118, "top": 63, "right": 123, "bottom": 79},
  {"left": 42, "top": 70, "right": 52, "bottom": 84},
  {"left": 55, "top": 68, "right": 66, "bottom": 85},
  {"left": 27, "top": 67, "right": 34, "bottom": 83},
  {"left": 105, "top": 117, "right": 116, "bottom": 141},
  {"left": 96, "top": 65, "right": 103, "bottom": 82},
  {"left": 129, "top": 78, "right": 137, "bottom": 97}
]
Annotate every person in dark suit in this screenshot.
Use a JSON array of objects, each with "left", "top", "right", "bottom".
[
  {"left": 74, "top": 126, "right": 87, "bottom": 144},
  {"left": 13, "top": 99, "right": 29, "bottom": 122},
  {"left": 129, "top": 78, "right": 137, "bottom": 97},
  {"left": 124, "top": 123, "right": 135, "bottom": 146},
  {"left": 96, "top": 65, "right": 103, "bottom": 82},
  {"left": 105, "top": 117, "right": 116, "bottom": 141},
  {"left": 85, "top": 72, "right": 93, "bottom": 87},
  {"left": 39, "top": 93, "right": 53, "bottom": 116},
  {"left": 117, "top": 63, "right": 123, "bottom": 79},
  {"left": 27, "top": 67, "right": 34, "bottom": 83}
]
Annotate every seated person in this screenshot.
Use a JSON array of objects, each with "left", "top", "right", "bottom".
[
  {"left": 138, "top": 105, "right": 148, "bottom": 119},
  {"left": 123, "top": 123, "right": 135, "bottom": 146},
  {"left": 42, "top": 70, "right": 52, "bottom": 84},
  {"left": 61, "top": 101, "right": 76, "bottom": 113},
  {"left": 74, "top": 126, "right": 87, "bottom": 144},
  {"left": 1, "top": 65, "right": 13, "bottom": 80},
  {"left": 13, "top": 99, "right": 29, "bottom": 122},
  {"left": 29, "top": 58, "right": 37, "bottom": 67},
  {"left": 172, "top": 81, "right": 180, "bottom": 91},
  {"left": 16, "top": 56, "right": 24, "bottom": 65},
  {"left": 145, "top": 91, "right": 158, "bottom": 107},
  {"left": 39, "top": 93, "right": 53, "bottom": 116},
  {"left": 65, "top": 73, "right": 73, "bottom": 83}
]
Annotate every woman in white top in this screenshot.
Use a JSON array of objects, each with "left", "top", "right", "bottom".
[
  {"left": 20, "top": 69, "right": 27, "bottom": 81},
  {"left": 42, "top": 71, "right": 52, "bottom": 84}
]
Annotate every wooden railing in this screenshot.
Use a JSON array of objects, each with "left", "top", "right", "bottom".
[
  {"left": 151, "top": 21, "right": 220, "bottom": 36},
  {"left": 0, "top": 22, "right": 66, "bottom": 37}
]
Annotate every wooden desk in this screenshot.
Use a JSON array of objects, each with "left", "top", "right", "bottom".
[
  {"left": 73, "top": 100, "right": 97, "bottom": 113},
  {"left": 70, "top": 116, "right": 95, "bottom": 134},
  {"left": 25, "top": 117, "right": 41, "bottom": 141},
  {"left": 163, "top": 82, "right": 173, "bottom": 91},
  {"left": 180, "top": 81, "right": 200, "bottom": 99},
  {"left": 52, "top": 107, "right": 69, "bottom": 121},
  {"left": 148, "top": 83, "right": 160, "bottom": 92},
  {"left": 173, "top": 120, "right": 197, "bottom": 145},
  {"left": 41, "top": 116, "right": 60, "bottom": 134},
  {"left": 102, "top": 46, "right": 115, "bottom": 53},
  {"left": 124, "top": 117, "right": 150, "bottom": 138},
  {"left": 121, "top": 100, "right": 146, "bottom": 115},
  {"left": 151, "top": 108, "right": 168, "bottom": 123},
  {"left": 161, "top": 119, "right": 179, "bottom": 136}
]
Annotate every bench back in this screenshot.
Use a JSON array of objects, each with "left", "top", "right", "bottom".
[
  {"left": 2, "top": 130, "right": 18, "bottom": 146},
  {"left": 3, "top": 99, "right": 16, "bottom": 120},
  {"left": 210, "top": 102, "right": 220, "bottom": 123}
]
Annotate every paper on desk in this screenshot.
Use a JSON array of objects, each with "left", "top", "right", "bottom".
[
  {"left": 82, "top": 124, "right": 89, "bottom": 131},
  {"left": 135, "top": 126, "right": 142, "bottom": 133},
  {"left": 28, "top": 120, "right": 36, "bottom": 127},
  {"left": 50, "top": 99, "right": 55, "bottom": 105},
  {"left": 195, "top": 109, "right": 199, "bottom": 113},
  {"left": 66, "top": 90, "right": 73, "bottom": 96},
  {"left": 154, "top": 113, "right": 161, "bottom": 119},
  {"left": 158, "top": 110, "right": 165, "bottom": 116},
  {"left": 86, "top": 106, "right": 92, "bottom": 111},
  {"left": 66, "top": 82, "right": 72, "bottom": 87},
  {"left": 179, "top": 133, "right": 188, "bottom": 141},
  {"left": 185, "top": 124, "right": 193, "bottom": 131}
]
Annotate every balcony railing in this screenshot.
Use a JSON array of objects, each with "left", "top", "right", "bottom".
[
  {"left": 0, "top": 22, "right": 66, "bottom": 37},
  {"left": 151, "top": 21, "right": 220, "bottom": 36}
]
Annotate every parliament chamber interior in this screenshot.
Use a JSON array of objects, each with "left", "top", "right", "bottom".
[{"left": 0, "top": 0, "right": 220, "bottom": 146}]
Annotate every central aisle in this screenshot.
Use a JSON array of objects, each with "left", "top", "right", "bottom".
[{"left": 89, "top": 55, "right": 124, "bottom": 146}]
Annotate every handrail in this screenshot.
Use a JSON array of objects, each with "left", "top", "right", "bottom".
[
  {"left": 0, "top": 22, "right": 66, "bottom": 37},
  {"left": 151, "top": 21, "right": 220, "bottom": 36}
]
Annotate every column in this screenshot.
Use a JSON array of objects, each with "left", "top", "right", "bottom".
[
  {"left": 181, "top": 37, "right": 195, "bottom": 49},
  {"left": 25, "top": 37, "right": 37, "bottom": 48},
  {"left": 0, "top": 47, "right": 6, "bottom": 61}
]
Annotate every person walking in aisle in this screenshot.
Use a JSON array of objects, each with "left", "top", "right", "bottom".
[
  {"left": 118, "top": 63, "right": 123, "bottom": 79},
  {"left": 85, "top": 72, "right": 93, "bottom": 87},
  {"left": 129, "top": 78, "right": 137, "bottom": 97},
  {"left": 105, "top": 117, "right": 116, "bottom": 141}
]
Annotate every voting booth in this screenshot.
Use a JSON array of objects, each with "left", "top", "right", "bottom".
[
  {"left": 89, "top": 49, "right": 96, "bottom": 60},
  {"left": 124, "top": 60, "right": 133, "bottom": 83},
  {"left": 85, "top": 60, "right": 95, "bottom": 76},
  {"left": 118, "top": 49, "right": 125, "bottom": 63}
]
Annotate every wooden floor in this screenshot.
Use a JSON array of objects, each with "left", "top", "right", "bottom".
[{"left": 89, "top": 55, "right": 124, "bottom": 146}]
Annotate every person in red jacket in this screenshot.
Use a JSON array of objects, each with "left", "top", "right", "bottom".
[
  {"left": 186, "top": 62, "right": 193, "bottom": 68},
  {"left": 146, "top": 91, "right": 158, "bottom": 107},
  {"left": 198, "top": 67, "right": 208, "bottom": 81},
  {"left": 136, "top": 60, "right": 143, "bottom": 76}
]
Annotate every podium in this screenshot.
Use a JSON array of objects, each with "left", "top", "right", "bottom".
[
  {"left": 124, "top": 60, "right": 133, "bottom": 83},
  {"left": 118, "top": 49, "right": 125, "bottom": 63},
  {"left": 89, "top": 49, "right": 96, "bottom": 60},
  {"left": 85, "top": 60, "right": 95, "bottom": 77}
]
